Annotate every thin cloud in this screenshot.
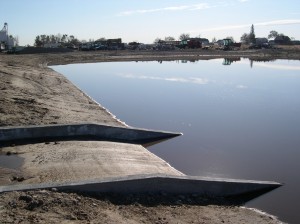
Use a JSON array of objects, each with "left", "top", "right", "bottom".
[
  {"left": 189, "top": 19, "right": 300, "bottom": 33},
  {"left": 117, "top": 3, "right": 211, "bottom": 16},
  {"left": 236, "top": 85, "right": 248, "bottom": 89},
  {"left": 117, "top": 1, "right": 250, "bottom": 16},
  {"left": 255, "top": 19, "right": 300, "bottom": 26},
  {"left": 118, "top": 73, "right": 209, "bottom": 85}
]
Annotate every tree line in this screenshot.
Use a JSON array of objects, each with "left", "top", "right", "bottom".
[
  {"left": 34, "top": 25, "right": 294, "bottom": 48},
  {"left": 34, "top": 34, "right": 80, "bottom": 47}
]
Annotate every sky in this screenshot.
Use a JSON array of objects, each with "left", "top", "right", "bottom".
[{"left": 1, "top": 0, "right": 300, "bottom": 46}]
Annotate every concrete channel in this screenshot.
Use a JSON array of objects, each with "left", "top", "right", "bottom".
[
  {"left": 0, "top": 123, "right": 182, "bottom": 147},
  {"left": 0, "top": 174, "right": 281, "bottom": 201},
  {"left": 0, "top": 123, "right": 282, "bottom": 198}
]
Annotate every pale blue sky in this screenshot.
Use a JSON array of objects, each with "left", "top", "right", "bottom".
[{"left": 1, "top": 0, "right": 300, "bottom": 45}]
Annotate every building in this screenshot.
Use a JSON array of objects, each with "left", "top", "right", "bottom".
[
  {"left": 292, "top": 40, "right": 300, "bottom": 45},
  {"left": 274, "top": 35, "right": 291, "bottom": 45},
  {"left": 255, "top": 38, "right": 268, "bottom": 45},
  {"left": 0, "top": 23, "right": 15, "bottom": 49},
  {"left": 199, "top": 38, "right": 209, "bottom": 45}
]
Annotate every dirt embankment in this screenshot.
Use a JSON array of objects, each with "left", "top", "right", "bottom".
[
  {"left": 0, "top": 189, "right": 281, "bottom": 224},
  {"left": 0, "top": 50, "right": 293, "bottom": 223}
]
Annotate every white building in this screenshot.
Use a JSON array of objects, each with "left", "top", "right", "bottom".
[{"left": 0, "top": 23, "right": 15, "bottom": 49}]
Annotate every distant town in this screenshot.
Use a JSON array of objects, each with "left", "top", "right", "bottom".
[{"left": 1, "top": 22, "right": 299, "bottom": 54}]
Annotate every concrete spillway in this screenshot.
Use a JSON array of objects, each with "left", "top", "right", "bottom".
[
  {"left": 0, "top": 123, "right": 281, "bottom": 199},
  {"left": 0, "top": 123, "right": 182, "bottom": 146},
  {"left": 0, "top": 174, "right": 281, "bottom": 202}
]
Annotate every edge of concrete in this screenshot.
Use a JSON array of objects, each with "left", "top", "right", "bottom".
[
  {"left": 0, "top": 174, "right": 282, "bottom": 199},
  {"left": 0, "top": 123, "right": 182, "bottom": 146}
]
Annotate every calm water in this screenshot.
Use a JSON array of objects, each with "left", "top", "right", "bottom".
[
  {"left": 52, "top": 58, "right": 300, "bottom": 223},
  {"left": 0, "top": 153, "right": 24, "bottom": 170}
]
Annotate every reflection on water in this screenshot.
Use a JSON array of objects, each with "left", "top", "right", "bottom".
[
  {"left": 52, "top": 58, "right": 300, "bottom": 224},
  {"left": 222, "top": 58, "right": 241, "bottom": 65},
  {"left": 157, "top": 58, "right": 285, "bottom": 68}
]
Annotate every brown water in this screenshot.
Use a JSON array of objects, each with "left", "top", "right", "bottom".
[{"left": 52, "top": 58, "right": 300, "bottom": 223}]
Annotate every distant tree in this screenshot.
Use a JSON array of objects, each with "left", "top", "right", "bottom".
[
  {"left": 61, "top": 34, "right": 68, "bottom": 43},
  {"left": 34, "top": 36, "right": 43, "bottom": 47},
  {"left": 40, "top": 35, "right": 47, "bottom": 46},
  {"left": 154, "top": 37, "right": 162, "bottom": 44},
  {"left": 164, "top": 36, "right": 175, "bottom": 41},
  {"left": 34, "top": 34, "right": 80, "bottom": 47},
  {"left": 267, "top": 30, "right": 284, "bottom": 39},
  {"left": 179, "top": 33, "right": 190, "bottom": 40},
  {"left": 249, "top": 24, "right": 256, "bottom": 44},
  {"left": 68, "top": 35, "right": 80, "bottom": 45},
  {"left": 13, "top": 35, "right": 19, "bottom": 46},
  {"left": 226, "top": 36, "right": 235, "bottom": 42},
  {"left": 240, "top": 33, "right": 250, "bottom": 44},
  {"left": 240, "top": 25, "right": 256, "bottom": 44},
  {"left": 50, "top": 35, "right": 56, "bottom": 44},
  {"left": 211, "top": 37, "right": 217, "bottom": 43}
]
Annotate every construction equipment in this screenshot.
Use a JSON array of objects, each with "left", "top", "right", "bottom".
[
  {"left": 220, "top": 39, "right": 241, "bottom": 51},
  {"left": 177, "top": 38, "right": 202, "bottom": 49}
]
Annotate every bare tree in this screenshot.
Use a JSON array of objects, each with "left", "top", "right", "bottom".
[
  {"left": 240, "top": 33, "right": 249, "bottom": 43},
  {"left": 164, "top": 36, "right": 175, "bottom": 41},
  {"left": 179, "top": 33, "right": 190, "bottom": 40},
  {"left": 267, "top": 30, "right": 283, "bottom": 39},
  {"left": 154, "top": 37, "right": 162, "bottom": 44},
  {"left": 13, "top": 35, "right": 19, "bottom": 46},
  {"left": 240, "top": 25, "right": 256, "bottom": 44},
  {"left": 226, "top": 36, "right": 235, "bottom": 42}
]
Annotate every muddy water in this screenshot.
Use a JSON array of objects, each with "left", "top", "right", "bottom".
[
  {"left": 52, "top": 58, "right": 300, "bottom": 224},
  {"left": 0, "top": 153, "right": 24, "bottom": 170}
]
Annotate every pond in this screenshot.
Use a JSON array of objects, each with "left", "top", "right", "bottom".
[{"left": 51, "top": 58, "right": 300, "bottom": 223}]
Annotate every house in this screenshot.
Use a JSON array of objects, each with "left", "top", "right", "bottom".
[
  {"left": 199, "top": 38, "right": 209, "bottom": 45},
  {"left": 255, "top": 38, "right": 268, "bottom": 45},
  {"left": 274, "top": 35, "right": 291, "bottom": 45},
  {"left": 95, "top": 38, "right": 124, "bottom": 50}
]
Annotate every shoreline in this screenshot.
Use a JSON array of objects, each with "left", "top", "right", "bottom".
[{"left": 0, "top": 50, "right": 291, "bottom": 223}]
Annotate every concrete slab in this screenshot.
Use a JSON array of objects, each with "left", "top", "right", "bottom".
[
  {"left": 0, "top": 174, "right": 282, "bottom": 201},
  {"left": 0, "top": 123, "right": 182, "bottom": 147},
  {"left": 0, "top": 141, "right": 184, "bottom": 186}
]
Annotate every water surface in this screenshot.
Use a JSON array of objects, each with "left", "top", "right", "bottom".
[
  {"left": 0, "top": 153, "right": 24, "bottom": 170},
  {"left": 52, "top": 58, "right": 300, "bottom": 223}
]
